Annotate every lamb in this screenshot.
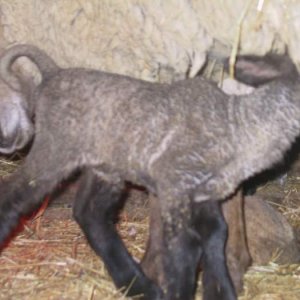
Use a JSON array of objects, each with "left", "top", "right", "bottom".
[
  {"left": 0, "top": 49, "right": 250, "bottom": 296},
  {"left": 0, "top": 44, "right": 235, "bottom": 300},
  {"left": 0, "top": 76, "right": 250, "bottom": 298},
  {"left": 0, "top": 44, "right": 299, "bottom": 300}
]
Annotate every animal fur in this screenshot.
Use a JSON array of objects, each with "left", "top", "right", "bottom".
[{"left": 0, "top": 45, "right": 299, "bottom": 300}]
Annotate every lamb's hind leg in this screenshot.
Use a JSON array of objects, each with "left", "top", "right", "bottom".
[
  {"left": 0, "top": 152, "right": 68, "bottom": 246},
  {"left": 73, "top": 168, "right": 162, "bottom": 300}
]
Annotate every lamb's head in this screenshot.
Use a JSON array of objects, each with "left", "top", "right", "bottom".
[
  {"left": 229, "top": 53, "right": 299, "bottom": 87},
  {"left": 0, "top": 78, "right": 33, "bottom": 154}
]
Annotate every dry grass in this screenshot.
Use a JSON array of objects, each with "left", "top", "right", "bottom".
[
  {"left": 0, "top": 155, "right": 22, "bottom": 177},
  {"left": 0, "top": 212, "right": 130, "bottom": 300},
  {"left": 0, "top": 157, "right": 300, "bottom": 299}
]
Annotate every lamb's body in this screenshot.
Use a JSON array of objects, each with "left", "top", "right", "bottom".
[
  {"left": 35, "top": 70, "right": 233, "bottom": 193},
  {"left": 34, "top": 68, "right": 300, "bottom": 202},
  {"left": 0, "top": 45, "right": 300, "bottom": 300}
]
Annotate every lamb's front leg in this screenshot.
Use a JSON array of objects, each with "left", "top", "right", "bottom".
[
  {"left": 194, "top": 200, "right": 237, "bottom": 300},
  {"left": 142, "top": 191, "right": 236, "bottom": 300},
  {"left": 142, "top": 190, "right": 203, "bottom": 300},
  {"left": 73, "top": 169, "right": 162, "bottom": 300}
]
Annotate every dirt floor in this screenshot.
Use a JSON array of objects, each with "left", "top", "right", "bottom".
[{"left": 0, "top": 157, "right": 300, "bottom": 300}]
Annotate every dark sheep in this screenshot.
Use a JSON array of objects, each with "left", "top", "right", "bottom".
[{"left": 0, "top": 44, "right": 298, "bottom": 300}]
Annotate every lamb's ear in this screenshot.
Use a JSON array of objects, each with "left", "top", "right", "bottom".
[{"left": 225, "top": 54, "right": 297, "bottom": 87}]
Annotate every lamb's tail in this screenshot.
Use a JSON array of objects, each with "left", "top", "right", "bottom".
[
  {"left": 0, "top": 44, "right": 60, "bottom": 92},
  {"left": 225, "top": 53, "right": 298, "bottom": 87}
]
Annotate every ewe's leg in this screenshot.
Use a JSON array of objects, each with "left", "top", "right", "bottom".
[
  {"left": 222, "top": 190, "right": 251, "bottom": 292},
  {"left": 73, "top": 169, "right": 162, "bottom": 300},
  {"left": 194, "top": 200, "right": 236, "bottom": 300}
]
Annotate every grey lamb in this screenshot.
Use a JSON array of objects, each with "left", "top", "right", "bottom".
[{"left": 0, "top": 44, "right": 299, "bottom": 300}]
